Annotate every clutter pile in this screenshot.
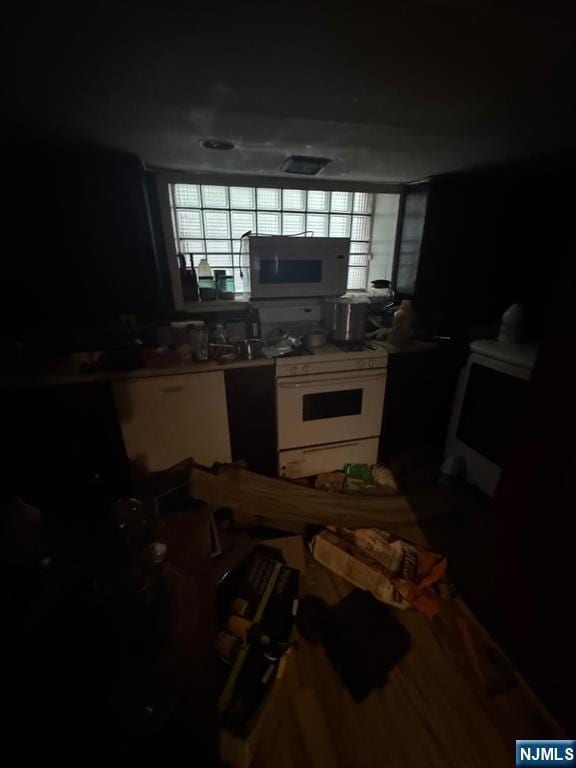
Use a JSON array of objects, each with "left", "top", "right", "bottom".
[
  {"left": 310, "top": 527, "right": 446, "bottom": 618},
  {"left": 313, "top": 462, "right": 399, "bottom": 496}
]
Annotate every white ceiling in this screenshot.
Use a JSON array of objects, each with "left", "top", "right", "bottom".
[{"left": 6, "top": 0, "right": 576, "bottom": 182}]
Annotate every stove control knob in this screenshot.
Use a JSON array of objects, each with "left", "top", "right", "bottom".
[
  {"left": 368, "top": 360, "right": 376, "bottom": 368},
  {"left": 290, "top": 366, "right": 297, "bottom": 374},
  {"left": 356, "top": 360, "right": 364, "bottom": 369},
  {"left": 302, "top": 364, "right": 309, "bottom": 374}
]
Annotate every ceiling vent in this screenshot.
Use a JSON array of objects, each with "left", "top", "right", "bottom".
[
  {"left": 282, "top": 155, "right": 331, "bottom": 175},
  {"left": 200, "top": 139, "right": 235, "bottom": 151}
]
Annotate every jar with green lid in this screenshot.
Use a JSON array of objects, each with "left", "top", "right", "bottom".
[{"left": 215, "top": 272, "right": 235, "bottom": 300}]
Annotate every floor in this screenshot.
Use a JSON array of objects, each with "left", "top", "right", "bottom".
[
  {"left": 251, "top": 553, "right": 562, "bottom": 768},
  {"left": 239, "top": 452, "right": 565, "bottom": 768},
  {"left": 217, "top": 448, "right": 565, "bottom": 766},
  {"left": 386, "top": 448, "right": 509, "bottom": 641}
]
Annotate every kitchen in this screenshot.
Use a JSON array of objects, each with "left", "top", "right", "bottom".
[{"left": 3, "top": 2, "right": 576, "bottom": 764}]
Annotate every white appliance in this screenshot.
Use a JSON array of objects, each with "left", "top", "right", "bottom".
[
  {"left": 444, "top": 339, "right": 538, "bottom": 497},
  {"left": 257, "top": 297, "right": 325, "bottom": 343},
  {"left": 113, "top": 371, "right": 232, "bottom": 473},
  {"left": 248, "top": 236, "right": 349, "bottom": 299},
  {"left": 276, "top": 344, "right": 388, "bottom": 478}
]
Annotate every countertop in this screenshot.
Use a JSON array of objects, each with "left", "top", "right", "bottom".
[
  {"left": 0, "top": 356, "right": 274, "bottom": 388},
  {"left": 1, "top": 340, "right": 437, "bottom": 389}
]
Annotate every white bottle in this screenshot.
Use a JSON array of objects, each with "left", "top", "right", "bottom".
[
  {"left": 197, "top": 258, "right": 212, "bottom": 278},
  {"left": 498, "top": 303, "right": 524, "bottom": 344},
  {"left": 389, "top": 300, "right": 413, "bottom": 345}
]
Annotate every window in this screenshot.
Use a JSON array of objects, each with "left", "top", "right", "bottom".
[{"left": 168, "top": 183, "right": 383, "bottom": 293}]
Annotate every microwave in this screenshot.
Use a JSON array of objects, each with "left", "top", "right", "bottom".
[{"left": 248, "top": 236, "right": 350, "bottom": 299}]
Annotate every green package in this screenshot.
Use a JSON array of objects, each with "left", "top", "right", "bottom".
[{"left": 343, "top": 463, "right": 376, "bottom": 493}]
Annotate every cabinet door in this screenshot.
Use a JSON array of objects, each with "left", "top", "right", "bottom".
[
  {"left": 113, "top": 372, "right": 231, "bottom": 473},
  {"left": 224, "top": 366, "right": 276, "bottom": 476}
]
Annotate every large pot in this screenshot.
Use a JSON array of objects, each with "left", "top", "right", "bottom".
[{"left": 325, "top": 296, "right": 369, "bottom": 344}]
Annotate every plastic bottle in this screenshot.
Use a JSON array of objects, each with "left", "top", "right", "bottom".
[
  {"left": 210, "top": 323, "right": 228, "bottom": 345},
  {"left": 197, "top": 258, "right": 212, "bottom": 278},
  {"left": 498, "top": 303, "right": 524, "bottom": 344},
  {"left": 389, "top": 300, "right": 413, "bottom": 344},
  {"left": 197, "top": 258, "right": 217, "bottom": 300}
]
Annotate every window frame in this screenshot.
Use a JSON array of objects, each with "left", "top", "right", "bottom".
[{"left": 155, "top": 172, "right": 404, "bottom": 310}]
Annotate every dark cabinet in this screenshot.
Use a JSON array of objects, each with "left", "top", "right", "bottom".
[
  {"left": 4, "top": 144, "right": 169, "bottom": 336},
  {"left": 393, "top": 172, "right": 548, "bottom": 337},
  {"left": 225, "top": 365, "right": 277, "bottom": 476},
  {"left": 3, "top": 382, "right": 131, "bottom": 521},
  {"left": 380, "top": 345, "right": 460, "bottom": 458}
]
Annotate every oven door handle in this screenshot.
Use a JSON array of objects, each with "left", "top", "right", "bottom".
[{"left": 277, "top": 372, "right": 386, "bottom": 388}]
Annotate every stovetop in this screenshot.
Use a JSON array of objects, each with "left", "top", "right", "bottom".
[
  {"left": 276, "top": 342, "right": 388, "bottom": 376},
  {"left": 282, "top": 342, "right": 382, "bottom": 357}
]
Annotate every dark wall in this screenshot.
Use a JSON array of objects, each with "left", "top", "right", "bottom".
[
  {"left": 4, "top": 141, "right": 171, "bottom": 341},
  {"left": 395, "top": 166, "right": 572, "bottom": 340}
]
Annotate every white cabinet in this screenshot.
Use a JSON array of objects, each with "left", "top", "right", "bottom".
[{"left": 113, "top": 371, "right": 231, "bottom": 473}]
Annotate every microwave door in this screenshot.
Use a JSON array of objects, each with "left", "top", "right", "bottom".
[
  {"left": 259, "top": 257, "right": 322, "bottom": 285},
  {"left": 277, "top": 370, "right": 387, "bottom": 450},
  {"left": 249, "top": 236, "right": 349, "bottom": 298}
]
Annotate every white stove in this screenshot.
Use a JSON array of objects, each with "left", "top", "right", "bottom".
[
  {"left": 275, "top": 343, "right": 388, "bottom": 478},
  {"left": 255, "top": 298, "right": 389, "bottom": 478}
]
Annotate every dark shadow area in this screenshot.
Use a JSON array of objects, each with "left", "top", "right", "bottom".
[{"left": 297, "top": 590, "right": 412, "bottom": 702}]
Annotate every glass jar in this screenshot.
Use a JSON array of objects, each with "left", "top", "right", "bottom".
[
  {"left": 216, "top": 273, "right": 235, "bottom": 300},
  {"left": 189, "top": 326, "right": 209, "bottom": 361},
  {"left": 198, "top": 276, "right": 217, "bottom": 301}
]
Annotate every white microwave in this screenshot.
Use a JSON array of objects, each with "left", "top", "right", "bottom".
[{"left": 248, "top": 236, "right": 350, "bottom": 299}]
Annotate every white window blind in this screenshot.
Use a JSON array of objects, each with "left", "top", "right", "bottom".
[{"left": 169, "top": 183, "right": 379, "bottom": 292}]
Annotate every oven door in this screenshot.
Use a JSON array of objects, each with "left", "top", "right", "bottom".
[
  {"left": 444, "top": 352, "right": 531, "bottom": 496},
  {"left": 277, "top": 369, "right": 387, "bottom": 450}
]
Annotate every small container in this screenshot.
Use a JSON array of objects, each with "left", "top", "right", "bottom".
[
  {"left": 304, "top": 329, "right": 327, "bottom": 350},
  {"left": 216, "top": 272, "right": 235, "bottom": 300}
]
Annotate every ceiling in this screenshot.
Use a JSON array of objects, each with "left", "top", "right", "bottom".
[{"left": 5, "top": 1, "right": 576, "bottom": 182}]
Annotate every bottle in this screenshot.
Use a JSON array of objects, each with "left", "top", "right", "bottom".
[
  {"left": 197, "top": 258, "right": 212, "bottom": 278},
  {"left": 188, "top": 256, "right": 199, "bottom": 301},
  {"left": 210, "top": 323, "right": 228, "bottom": 345},
  {"left": 181, "top": 254, "right": 199, "bottom": 302},
  {"left": 389, "top": 300, "right": 413, "bottom": 345},
  {"left": 197, "top": 258, "right": 216, "bottom": 301},
  {"left": 498, "top": 303, "right": 524, "bottom": 344}
]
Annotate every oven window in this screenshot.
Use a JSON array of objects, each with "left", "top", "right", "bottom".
[
  {"left": 303, "top": 388, "right": 363, "bottom": 421},
  {"left": 457, "top": 363, "right": 528, "bottom": 465},
  {"left": 260, "top": 259, "right": 322, "bottom": 284}
]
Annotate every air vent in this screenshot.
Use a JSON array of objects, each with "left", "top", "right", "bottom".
[{"left": 282, "top": 155, "right": 331, "bottom": 175}]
